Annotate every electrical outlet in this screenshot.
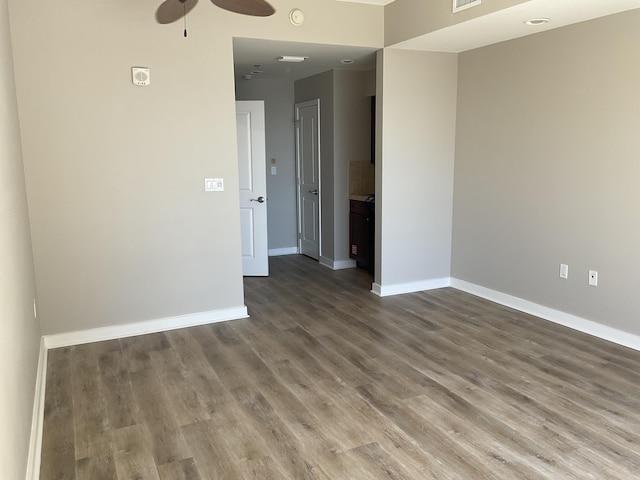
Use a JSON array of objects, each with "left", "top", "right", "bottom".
[
  {"left": 204, "top": 178, "right": 224, "bottom": 192},
  {"left": 559, "top": 264, "right": 568, "bottom": 279},
  {"left": 589, "top": 270, "right": 598, "bottom": 286}
]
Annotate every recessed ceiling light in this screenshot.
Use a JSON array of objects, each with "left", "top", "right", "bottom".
[
  {"left": 524, "top": 18, "right": 550, "bottom": 26},
  {"left": 242, "top": 74, "right": 253, "bottom": 80},
  {"left": 340, "top": 59, "right": 354, "bottom": 65}
]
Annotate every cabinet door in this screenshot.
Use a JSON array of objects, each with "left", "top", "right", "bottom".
[{"left": 350, "top": 211, "right": 370, "bottom": 268}]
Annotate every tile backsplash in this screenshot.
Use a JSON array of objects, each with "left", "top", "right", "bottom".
[{"left": 349, "top": 161, "right": 375, "bottom": 195}]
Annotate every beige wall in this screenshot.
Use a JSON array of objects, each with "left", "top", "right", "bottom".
[
  {"left": 8, "top": 0, "right": 383, "bottom": 334},
  {"left": 0, "top": 0, "right": 41, "bottom": 476},
  {"left": 376, "top": 48, "right": 458, "bottom": 288},
  {"left": 452, "top": 10, "right": 640, "bottom": 334}
]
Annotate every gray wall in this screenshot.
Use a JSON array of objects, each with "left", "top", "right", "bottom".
[
  {"left": 235, "top": 79, "right": 298, "bottom": 253},
  {"left": 0, "top": 0, "right": 41, "bottom": 476},
  {"left": 8, "top": 0, "right": 383, "bottom": 335},
  {"left": 452, "top": 10, "right": 640, "bottom": 335},
  {"left": 333, "top": 69, "right": 374, "bottom": 264},
  {"left": 376, "top": 48, "right": 458, "bottom": 288}
]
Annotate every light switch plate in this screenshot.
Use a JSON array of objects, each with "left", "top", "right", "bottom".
[
  {"left": 205, "top": 178, "right": 224, "bottom": 192},
  {"left": 559, "top": 263, "right": 568, "bottom": 279}
]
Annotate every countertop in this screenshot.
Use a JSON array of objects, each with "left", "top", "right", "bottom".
[{"left": 349, "top": 194, "right": 375, "bottom": 202}]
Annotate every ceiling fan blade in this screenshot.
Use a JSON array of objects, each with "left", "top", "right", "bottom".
[
  {"left": 156, "top": 0, "right": 198, "bottom": 24},
  {"left": 210, "top": 0, "right": 275, "bottom": 17}
]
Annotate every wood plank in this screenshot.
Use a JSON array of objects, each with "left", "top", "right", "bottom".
[
  {"left": 128, "top": 367, "right": 192, "bottom": 466},
  {"left": 40, "top": 347, "right": 76, "bottom": 480},
  {"left": 112, "top": 424, "right": 160, "bottom": 480}
]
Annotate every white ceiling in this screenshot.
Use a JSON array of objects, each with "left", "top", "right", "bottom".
[{"left": 234, "top": 0, "right": 640, "bottom": 83}]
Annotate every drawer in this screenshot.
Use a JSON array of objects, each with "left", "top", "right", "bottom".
[{"left": 350, "top": 200, "right": 373, "bottom": 215}]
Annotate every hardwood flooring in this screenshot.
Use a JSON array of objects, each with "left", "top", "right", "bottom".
[{"left": 40, "top": 255, "right": 640, "bottom": 479}]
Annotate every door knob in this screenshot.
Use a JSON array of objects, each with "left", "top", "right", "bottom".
[
  {"left": 250, "top": 196, "right": 265, "bottom": 203},
  {"left": 309, "top": 189, "right": 318, "bottom": 195}
]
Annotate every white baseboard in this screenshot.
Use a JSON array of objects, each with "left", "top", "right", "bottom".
[
  {"left": 318, "top": 255, "right": 356, "bottom": 270},
  {"left": 25, "top": 337, "right": 47, "bottom": 480},
  {"left": 333, "top": 259, "right": 357, "bottom": 270},
  {"left": 371, "top": 277, "right": 451, "bottom": 297},
  {"left": 43, "top": 306, "right": 249, "bottom": 349},
  {"left": 318, "top": 256, "right": 357, "bottom": 270},
  {"left": 268, "top": 247, "right": 298, "bottom": 256},
  {"left": 451, "top": 278, "right": 640, "bottom": 352},
  {"left": 318, "top": 256, "right": 334, "bottom": 269}
]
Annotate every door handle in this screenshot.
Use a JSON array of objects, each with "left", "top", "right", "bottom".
[
  {"left": 250, "top": 196, "right": 265, "bottom": 203},
  {"left": 309, "top": 189, "right": 318, "bottom": 195}
]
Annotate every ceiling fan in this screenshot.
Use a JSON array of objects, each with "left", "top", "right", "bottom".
[{"left": 157, "top": 0, "right": 275, "bottom": 35}]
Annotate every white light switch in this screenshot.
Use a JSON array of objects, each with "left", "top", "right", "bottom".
[
  {"left": 559, "top": 264, "right": 568, "bottom": 279},
  {"left": 271, "top": 166, "right": 277, "bottom": 175},
  {"left": 205, "top": 178, "right": 224, "bottom": 192}
]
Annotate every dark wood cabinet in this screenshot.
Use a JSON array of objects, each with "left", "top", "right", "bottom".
[{"left": 349, "top": 199, "right": 374, "bottom": 274}]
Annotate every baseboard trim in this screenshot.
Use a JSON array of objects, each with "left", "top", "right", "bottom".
[
  {"left": 268, "top": 247, "right": 298, "bottom": 256},
  {"left": 318, "top": 256, "right": 357, "bottom": 270},
  {"left": 451, "top": 278, "right": 640, "bottom": 352},
  {"left": 318, "top": 256, "right": 333, "bottom": 269},
  {"left": 25, "top": 337, "right": 47, "bottom": 480},
  {"left": 371, "top": 277, "right": 451, "bottom": 297},
  {"left": 43, "top": 306, "right": 249, "bottom": 349},
  {"left": 332, "top": 259, "right": 357, "bottom": 270}
]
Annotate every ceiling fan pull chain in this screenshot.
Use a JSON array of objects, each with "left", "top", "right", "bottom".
[{"left": 183, "top": 3, "right": 188, "bottom": 37}]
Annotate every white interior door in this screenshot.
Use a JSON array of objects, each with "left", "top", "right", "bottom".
[
  {"left": 295, "top": 99, "right": 321, "bottom": 260},
  {"left": 237, "top": 100, "right": 268, "bottom": 276}
]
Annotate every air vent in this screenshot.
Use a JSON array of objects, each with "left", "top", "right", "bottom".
[{"left": 453, "top": 0, "right": 481, "bottom": 13}]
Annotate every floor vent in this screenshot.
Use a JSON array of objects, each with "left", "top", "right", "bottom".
[{"left": 453, "top": 0, "right": 481, "bottom": 13}]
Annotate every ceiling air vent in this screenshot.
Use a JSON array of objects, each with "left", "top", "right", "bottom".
[{"left": 453, "top": 0, "right": 481, "bottom": 13}]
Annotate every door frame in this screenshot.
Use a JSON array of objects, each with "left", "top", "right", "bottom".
[{"left": 295, "top": 98, "right": 321, "bottom": 259}]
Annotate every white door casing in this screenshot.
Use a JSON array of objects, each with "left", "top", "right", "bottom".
[
  {"left": 295, "top": 100, "right": 321, "bottom": 260},
  {"left": 236, "top": 101, "right": 269, "bottom": 276}
]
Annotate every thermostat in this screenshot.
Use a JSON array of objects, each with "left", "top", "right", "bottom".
[{"left": 132, "top": 67, "right": 150, "bottom": 86}]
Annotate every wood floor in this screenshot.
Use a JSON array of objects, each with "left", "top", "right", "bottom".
[{"left": 40, "top": 255, "right": 640, "bottom": 479}]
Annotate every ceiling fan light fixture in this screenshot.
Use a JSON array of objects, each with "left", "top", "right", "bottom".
[{"left": 277, "top": 55, "right": 308, "bottom": 63}]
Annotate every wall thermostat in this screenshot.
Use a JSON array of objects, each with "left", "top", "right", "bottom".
[{"left": 131, "top": 67, "right": 150, "bottom": 86}]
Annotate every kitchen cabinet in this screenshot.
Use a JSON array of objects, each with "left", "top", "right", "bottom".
[{"left": 349, "top": 199, "right": 374, "bottom": 274}]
